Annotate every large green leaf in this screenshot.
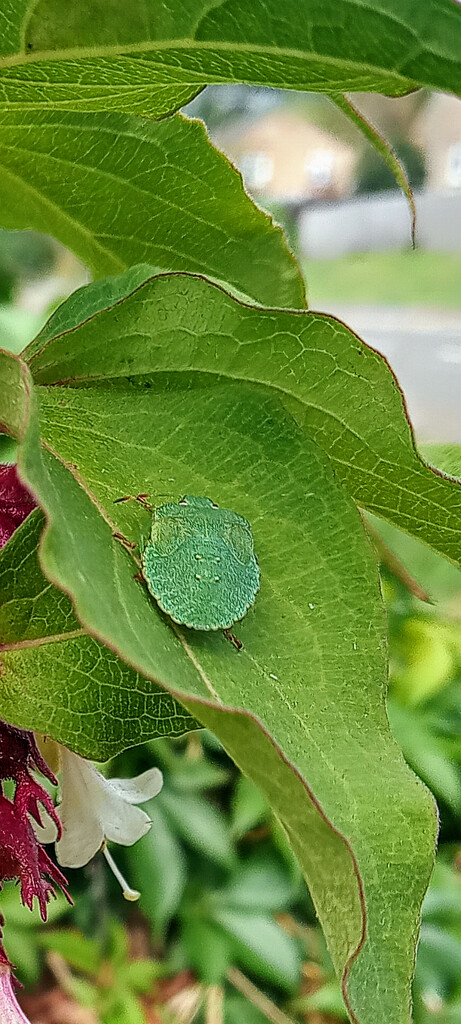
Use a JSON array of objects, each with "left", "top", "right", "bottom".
[
  {"left": 0, "top": 0, "right": 459, "bottom": 115},
  {"left": 0, "top": 345, "right": 436, "bottom": 1024},
  {"left": 0, "top": 341, "right": 29, "bottom": 438},
  {"left": 26, "top": 271, "right": 461, "bottom": 564},
  {"left": 0, "top": 111, "right": 304, "bottom": 309},
  {"left": 423, "top": 443, "right": 461, "bottom": 480},
  {"left": 0, "top": 510, "right": 195, "bottom": 751}
]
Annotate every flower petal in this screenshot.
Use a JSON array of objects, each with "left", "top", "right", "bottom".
[
  {"left": 103, "top": 767, "right": 163, "bottom": 805},
  {"left": 57, "top": 750, "right": 106, "bottom": 867},
  {"left": 30, "top": 808, "right": 59, "bottom": 845},
  {"left": 56, "top": 799, "right": 104, "bottom": 868},
  {"left": 56, "top": 749, "right": 162, "bottom": 863},
  {"left": 98, "top": 796, "right": 153, "bottom": 847}
]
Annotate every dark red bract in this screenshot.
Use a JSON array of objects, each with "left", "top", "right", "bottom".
[
  {"left": 0, "top": 464, "right": 36, "bottom": 549},
  {"left": 0, "top": 796, "right": 69, "bottom": 921},
  {"left": 0, "top": 720, "right": 71, "bottom": 921},
  {"left": 0, "top": 722, "right": 59, "bottom": 830},
  {"left": 0, "top": 914, "right": 10, "bottom": 968},
  {"left": 0, "top": 476, "right": 71, "bottom": 962}
]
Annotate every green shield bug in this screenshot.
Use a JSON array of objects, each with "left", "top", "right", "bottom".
[{"left": 115, "top": 495, "right": 260, "bottom": 632}]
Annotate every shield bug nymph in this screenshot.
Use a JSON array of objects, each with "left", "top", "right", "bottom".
[{"left": 114, "top": 494, "right": 260, "bottom": 632}]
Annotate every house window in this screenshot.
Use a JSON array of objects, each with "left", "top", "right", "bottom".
[
  {"left": 305, "top": 149, "right": 334, "bottom": 189},
  {"left": 446, "top": 143, "right": 461, "bottom": 187},
  {"left": 240, "top": 151, "right": 274, "bottom": 189}
]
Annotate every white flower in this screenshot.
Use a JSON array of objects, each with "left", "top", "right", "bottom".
[{"left": 35, "top": 744, "right": 163, "bottom": 900}]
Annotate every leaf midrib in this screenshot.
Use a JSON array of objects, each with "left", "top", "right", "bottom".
[
  {"left": 0, "top": 38, "right": 417, "bottom": 90},
  {"left": 0, "top": 627, "right": 85, "bottom": 650}
]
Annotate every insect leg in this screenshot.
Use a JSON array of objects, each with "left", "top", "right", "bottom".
[
  {"left": 223, "top": 629, "right": 243, "bottom": 651},
  {"left": 112, "top": 532, "right": 137, "bottom": 551},
  {"left": 113, "top": 493, "right": 154, "bottom": 511}
]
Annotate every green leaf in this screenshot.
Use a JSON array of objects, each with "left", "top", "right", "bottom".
[
  {"left": 292, "top": 979, "right": 348, "bottom": 1019},
  {"left": 103, "top": 988, "right": 147, "bottom": 1024},
  {"left": 126, "top": 801, "right": 187, "bottom": 934},
  {"left": 388, "top": 702, "right": 461, "bottom": 815},
  {"left": 182, "top": 916, "right": 232, "bottom": 984},
  {"left": 37, "top": 929, "right": 102, "bottom": 976},
  {"left": 391, "top": 618, "right": 456, "bottom": 707},
  {"left": 331, "top": 94, "right": 416, "bottom": 244},
  {"left": 0, "top": 337, "right": 437, "bottom": 1023},
  {"left": 423, "top": 443, "right": 461, "bottom": 480},
  {"left": 230, "top": 776, "right": 269, "bottom": 840},
  {"left": 0, "top": 346, "right": 29, "bottom": 439},
  {"left": 25, "top": 265, "right": 159, "bottom": 361},
  {"left": 215, "top": 855, "right": 296, "bottom": 913},
  {"left": 131, "top": 736, "right": 229, "bottom": 792},
  {"left": 0, "top": 510, "right": 196, "bottom": 754},
  {"left": 167, "top": 758, "right": 229, "bottom": 793},
  {"left": 124, "top": 959, "right": 165, "bottom": 993},
  {"left": 0, "top": 0, "right": 460, "bottom": 116},
  {"left": 367, "top": 512, "right": 461, "bottom": 606},
  {"left": 2, "top": 928, "right": 41, "bottom": 985},
  {"left": 225, "top": 992, "right": 269, "bottom": 1024},
  {"left": 159, "top": 788, "right": 235, "bottom": 869},
  {"left": 417, "top": 924, "right": 461, "bottom": 995},
  {"left": 211, "top": 908, "right": 301, "bottom": 991},
  {"left": 422, "top": 862, "right": 461, "bottom": 928},
  {"left": 0, "top": 111, "right": 305, "bottom": 310},
  {"left": 27, "top": 271, "right": 461, "bottom": 565},
  {"left": 0, "top": 305, "right": 44, "bottom": 354}
]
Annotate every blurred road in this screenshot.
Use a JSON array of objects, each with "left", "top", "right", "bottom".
[{"left": 320, "top": 304, "right": 461, "bottom": 443}]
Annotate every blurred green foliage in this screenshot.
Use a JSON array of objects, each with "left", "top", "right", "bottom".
[{"left": 0, "top": 229, "right": 55, "bottom": 303}]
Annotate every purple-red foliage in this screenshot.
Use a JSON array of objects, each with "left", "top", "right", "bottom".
[
  {"left": 0, "top": 464, "right": 36, "bottom": 549},
  {"left": 0, "top": 721, "right": 71, "bottom": 923}
]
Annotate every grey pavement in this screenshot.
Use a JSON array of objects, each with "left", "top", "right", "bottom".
[{"left": 318, "top": 303, "right": 461, "bottom": 443}]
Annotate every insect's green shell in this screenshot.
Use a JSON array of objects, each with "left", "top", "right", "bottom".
[{"left": 141, "top": 496, "right": 260, "bottom": 630}]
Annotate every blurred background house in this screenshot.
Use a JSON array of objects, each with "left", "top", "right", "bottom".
[
  {"left": 184, "top": 85, "right": 461, "bottom": 444},
  {"left": 415, "top": 92, "right": 461, "bottom": 191},
  {"left": 214, "top": 110, "right": 356, "bottom": 204},
  {"left": 188, "top": 86, "right": 461, "bottom": 259}
]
